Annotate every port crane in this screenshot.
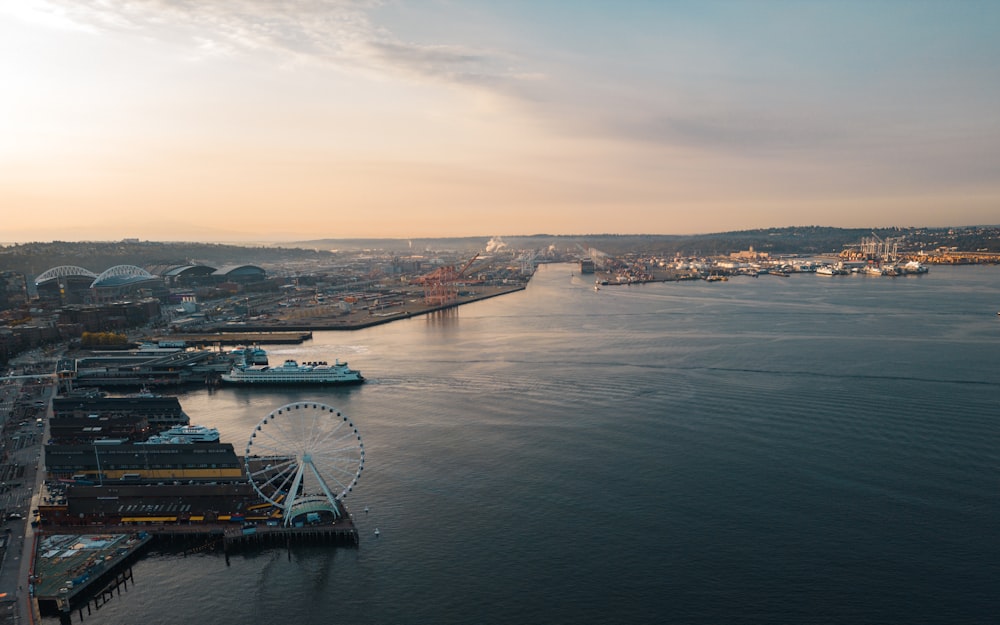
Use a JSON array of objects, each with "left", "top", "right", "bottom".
[
  {"left": 840, "top": 232, "right": 902, "bottom": 263},
  {"left": 411, "top": 253, "right": 480, "bottom": 306}
]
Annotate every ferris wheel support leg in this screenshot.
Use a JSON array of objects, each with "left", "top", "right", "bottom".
[
  {"left": 308, "top": 461, "right": 342, "bottom": 518},
  {"left": 282, "top": 463, "right": 307, "bottom": 526}
]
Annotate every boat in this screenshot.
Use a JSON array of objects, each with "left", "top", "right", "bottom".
[
  {"left": 816, "top": 264, "right": 847, "bottom": 276},
  {"left": 229, "top": 346, "right": 269, "bottom": 365},
  {"left": 220, "top": 359, "right": 364, "bottom": 385},
  {"left": 143, "top": 424, "right": 220, "bottom": 444},
  {"left": 899, "top": 260, "right": 929, "bottom": 275},
  {"left": 125, "top": 386, "right": 159, "bottom": 398}
]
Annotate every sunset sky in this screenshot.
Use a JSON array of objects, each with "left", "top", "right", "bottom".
[{"left": 2, "top": 1, "right": 998, "bottom": 242}]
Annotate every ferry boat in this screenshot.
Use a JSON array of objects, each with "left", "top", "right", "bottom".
[
  {"left": 144, "top": 424, "right": 220, "bottom": 444},
  {"left": 220, "top": 359, "right": 365, "bottom": 385}
]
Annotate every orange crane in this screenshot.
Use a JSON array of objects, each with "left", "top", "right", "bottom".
[{"left": 412, "top": 253, "right": 480, "bottom": 306}]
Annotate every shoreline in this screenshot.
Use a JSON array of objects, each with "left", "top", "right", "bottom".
[{"left": 204, "top": 284, "right": 527, "bottom": 333}]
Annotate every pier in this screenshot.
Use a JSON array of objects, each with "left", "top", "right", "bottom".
[
  {"left": 223, "top": 523, "right": 359, "bottom": 550},
  {"left": 32, "top": 531, "right": 153, "bottom": 619},
  {"left": 31, "top": 519, "right": 357, "bottom": 619},
  {"left": 151, "top": 331, "right": 313, "bottom": 346}
]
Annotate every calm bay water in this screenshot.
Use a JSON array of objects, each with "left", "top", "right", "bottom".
[{"left": 47, "top": 264, "right": 1000, "bottom": 625}]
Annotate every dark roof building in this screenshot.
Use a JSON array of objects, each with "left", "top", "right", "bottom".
[
  {"left": 42, "top": 482, "right": 261, "bottom": 525},
  {"left": 52, "top": 395, "right": 190, "bottom": 428},
  {"left": 49, "top": 414, "right": 151, "bottom": 445},
  {"left": 211, "top": 264, "right": 266, "bottom": 283},
  {"left": 45, "top": 442, "right": 244, "bottom": 482},
  {"left": 154, "top": 264, "right": 217, "bottom": 287}
]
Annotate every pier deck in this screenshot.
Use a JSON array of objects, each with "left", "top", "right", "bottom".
[
  {"left": 31, "top": 518, "right": 357, "bottom": 613},
  {"left": 151, "top": 331, "right": 313, "bottom": 346},
  {"left": 31, "top": 532, "right": 152, "bottom": 611}
]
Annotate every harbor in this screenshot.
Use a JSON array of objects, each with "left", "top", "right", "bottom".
[{"left": 0, "top": 351, "right": 369, "bottom": 621}]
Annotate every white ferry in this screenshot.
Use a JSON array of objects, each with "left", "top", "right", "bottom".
[
  {"left": 220, "top": 359, "right": 365, "bottom": 385},
  {"left": 143, "top": 424, "right": 221, "bottom": 444}
]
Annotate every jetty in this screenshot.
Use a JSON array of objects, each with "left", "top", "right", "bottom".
[
  {"left": 31, "top": 519, "right": 358, "bottom": 619},
  {"left": 31, "top": 531, "right": 153, "bottom": 618},
  {"left": 150, "top": 330, "right": 313, "bottom": 346}
]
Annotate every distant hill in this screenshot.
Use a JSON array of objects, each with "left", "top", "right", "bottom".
[
  {"left": 2, "top": 226, "right": 998, "bottom": 278},
  {"left": 291, "top": 225, "right": 1000, "bottom": 256}
]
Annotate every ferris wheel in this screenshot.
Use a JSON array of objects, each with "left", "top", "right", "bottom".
[{"left": 244, "top": 401, "right": 364, "bottom": 525}]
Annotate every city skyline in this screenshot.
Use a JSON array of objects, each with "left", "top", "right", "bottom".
[{"left": 2, "top": 1, "right": 999, "bottom": 243}]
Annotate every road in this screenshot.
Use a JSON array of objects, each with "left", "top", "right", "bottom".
[{"left": 0, "top": 352, "right": 54, "bottom": 625}]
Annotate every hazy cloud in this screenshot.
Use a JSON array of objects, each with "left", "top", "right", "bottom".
[{"left": 34, "top": 0, "right": 525, "bottom": 89}]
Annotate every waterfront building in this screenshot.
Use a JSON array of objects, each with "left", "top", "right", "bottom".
[
  {"left": 44, "top": 442, "right": 244, "bottom": 482},
  {"left": 52, "top": 395, "right": 191, "bottom": 428}
]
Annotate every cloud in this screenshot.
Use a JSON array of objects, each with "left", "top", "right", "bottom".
[
  {"left": 35, "top": 0, "right": 526, "bottom": 89},
  {"left": 612, "top": 110, "right": 846, "bottom": 156},
  {"left": 363, "top": 40, "right": 517, "bottom": 88}
]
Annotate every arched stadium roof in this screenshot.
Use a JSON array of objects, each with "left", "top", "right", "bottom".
[
  {"left": 35, "top": 265, "right": 98, "bottom": 285},
  {"left": 212, "top": 264, "right": 265, "bottom": 277},
  {"left": 91, "top": 265, "right": 157, "bottom": 288},
  {"left": 161, "top": 264, "right": 216, "bottom": 277}
]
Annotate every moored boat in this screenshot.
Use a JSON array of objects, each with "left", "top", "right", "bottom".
[
  {"left": 220, "top": 358, "right": 364, "bottom": 385},
  {"left": 899, "top": 260, "right": 929, "bottom": 275},
  {"left": 816, "top": 264, "right": 848, "bottom": 276},
  {"left": 229, "top": 346, "right": 269, "bottom": 365},
  {"left": 143, "top": 424, "right": 221, "bottom": 444}
]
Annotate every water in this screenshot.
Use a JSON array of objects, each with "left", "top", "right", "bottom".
[{"left": 46, "top": 264, "right": 1000, "bottom": 625}]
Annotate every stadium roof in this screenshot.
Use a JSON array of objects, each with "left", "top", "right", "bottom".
[{"left": 91, "top": 265, "right": 157, "bottom": 288}]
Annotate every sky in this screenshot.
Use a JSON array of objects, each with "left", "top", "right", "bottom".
[{"left": 1, "top": 0, "right": 999, "bottom": 242}]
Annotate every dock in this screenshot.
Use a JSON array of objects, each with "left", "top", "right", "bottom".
[
  {"left": 32, "top": 531, "right": 153, "bottom": 617},
  {"left": 151, "top": 331, "right": 313, "bottom": 346},
  {"left": 30, "top": 519, "right": 358, "bottom": 618},
  {"left": 222, "top": 523, "right": 359, "bottom": 550}
]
